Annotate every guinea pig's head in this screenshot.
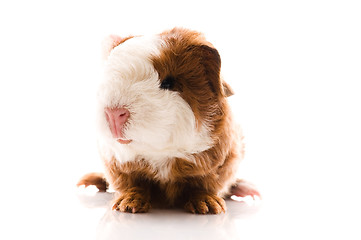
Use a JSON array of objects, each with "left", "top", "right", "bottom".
[{"left": 97, "top": 28, "right": 234, "bottom": 157}]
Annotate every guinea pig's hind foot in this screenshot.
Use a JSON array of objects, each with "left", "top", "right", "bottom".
[
  {"left": 77, "top": 172, "right": 109, "bottom": 192},
  {"left": 229, "top": 179, "right": 261, "bottom": 200}
]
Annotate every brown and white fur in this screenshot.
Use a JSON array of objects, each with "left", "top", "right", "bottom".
[{"left": 77, "top": 28, "right": 260, "bottom": 214}]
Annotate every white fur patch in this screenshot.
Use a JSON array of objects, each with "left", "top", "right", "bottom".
[{"left": 97, "top": 35, "right": 213, "bottom": 180}]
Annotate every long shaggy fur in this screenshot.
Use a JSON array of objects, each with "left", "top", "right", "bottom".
[{"left": 78, "top": 28, "right": 258, "bottom": 214}]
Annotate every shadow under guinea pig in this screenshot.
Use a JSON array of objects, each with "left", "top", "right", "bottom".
[{"left": 77, "top": 190, "right": 262, "bottom": 240}]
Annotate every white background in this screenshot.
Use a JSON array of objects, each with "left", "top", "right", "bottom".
[{"left": 0, "top": 0, "right": 360, "bottom": 239}]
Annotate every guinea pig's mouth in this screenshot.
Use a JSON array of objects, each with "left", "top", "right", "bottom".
[{"left": 117, "top": 138, "right": 132, "bottom": 144}]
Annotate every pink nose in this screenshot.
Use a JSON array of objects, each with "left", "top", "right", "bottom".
[{"left": 104, "top": 107, "right": 130, "bottom": 139}]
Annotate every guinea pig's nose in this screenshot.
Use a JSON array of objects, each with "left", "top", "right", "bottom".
[{"left": 104, "top": 107, "right": 130, "bottom": 139}]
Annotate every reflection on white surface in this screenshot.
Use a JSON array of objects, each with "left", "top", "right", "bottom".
[{"left": 77, "top": 191, "right": 261, "bottom": 240}]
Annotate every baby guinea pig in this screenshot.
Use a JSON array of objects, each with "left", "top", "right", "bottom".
[{"left": 77, "top": 28, "right": 260, "bottom": 214}]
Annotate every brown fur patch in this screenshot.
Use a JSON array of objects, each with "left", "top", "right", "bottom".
[{"left": 152, "top": 28, "right": 227, "bottom": 129}]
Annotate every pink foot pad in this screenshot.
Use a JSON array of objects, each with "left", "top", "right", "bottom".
[{"left": 230, "top": 179, "right": 261, "bottom": 200}]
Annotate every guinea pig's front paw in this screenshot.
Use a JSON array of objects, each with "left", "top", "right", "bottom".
[
  {"left": 184, "top": 193, "right": 226, "bottom": 214},
  {"left": 112, "top": 191, "right": 151, "bottom": 213}
]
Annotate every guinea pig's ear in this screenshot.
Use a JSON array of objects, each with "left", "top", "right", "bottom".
[
  {"left": 222, "top": 80, "right": 235, "bottom": 97},
  {"left": 102, "top": 35, "right": 133, "bottom": 60},
  {"left": 195, "top": 45, "right": 232, "bottom": 97}
]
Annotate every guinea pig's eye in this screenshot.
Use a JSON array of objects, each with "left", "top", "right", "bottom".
[{"left": 160, "top": 76, "right": 175, "bottom": 90}]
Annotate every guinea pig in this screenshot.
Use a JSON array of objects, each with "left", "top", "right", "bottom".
[{"left": 77, "top": 27, "right": 260, "bottom": 214}]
